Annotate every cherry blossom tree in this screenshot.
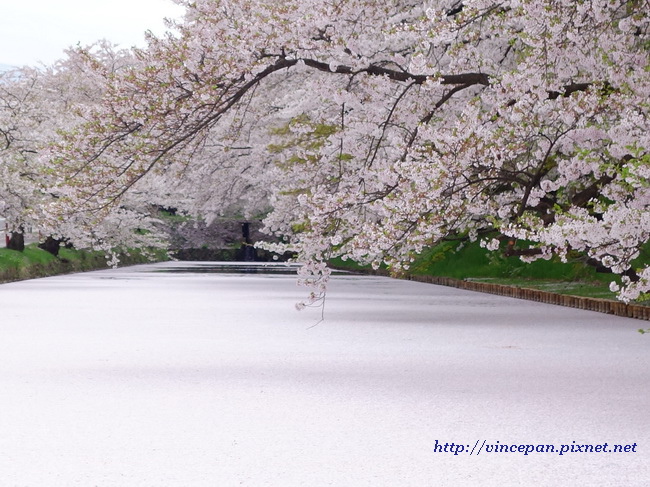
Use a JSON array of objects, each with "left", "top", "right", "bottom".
[
  {"left": 50, "top": 0, "right": 649, "bottom": 303},
  {"left": 0, "top": 65, "right": 50, "bottom": 249},
  {"left": 0, "top": 43, "right": 166, "bottom": 257}
]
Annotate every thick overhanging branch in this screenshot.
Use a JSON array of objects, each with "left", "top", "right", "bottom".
[
  {"left": 503, "top": 82, "right": 594, "bottom": 108},
  {"left": 571, "top": 174, "right": 616, "bottom": 208},
  {"left": 297, "top": 56, "right": 595, "bottom": 103},
  {"left": 299, "top": 57, "right": 490, "bottom": 86},
  {"left": 547, "top": 83, "right": 592, "bottom": 100}
]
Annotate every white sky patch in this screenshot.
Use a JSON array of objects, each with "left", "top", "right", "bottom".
[{"left": 0, "top": 0, "right": 186, "bottom": 67}]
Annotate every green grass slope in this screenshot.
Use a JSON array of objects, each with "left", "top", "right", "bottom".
[
  {"left": 0, "top": 244, "right": 168, "bottom": 283},
  {"left": 332, "top": 239, "right": 650, "bottom": 302}
]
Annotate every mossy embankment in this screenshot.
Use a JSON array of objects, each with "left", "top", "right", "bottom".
[
  {"left": 0, "top": 244, "right": 168, "bottom": 284},
  {"left": 330, "top": 239, "right": 650, "bottom": 320},
  {"left": 408, "top": 240, "right": 626, "bottom": 300}
]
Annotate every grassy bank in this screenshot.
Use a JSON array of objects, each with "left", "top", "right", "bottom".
[
  {"left": 0, "top": 244, "right": 168, "bottom": 284},
  {"left": 408, "top": 240, "right": 622, "bottom": 301},
  {"left": 331, "top": 239, "right": 649, "bottom": 303}
]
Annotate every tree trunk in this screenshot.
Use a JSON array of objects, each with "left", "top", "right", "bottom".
[
  {"left": 7, "top": 231, "right": 25, "bottom": 251},
  {"left": 39, "top": 236, "right": 62, "bottom": 256},
  {"left": 239, "top": 222, "right": 257, "bottom": 261}
]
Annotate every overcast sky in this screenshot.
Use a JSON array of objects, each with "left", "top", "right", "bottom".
[{"left": 0, "top": 0, "right": 186, "bottom": 67}]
